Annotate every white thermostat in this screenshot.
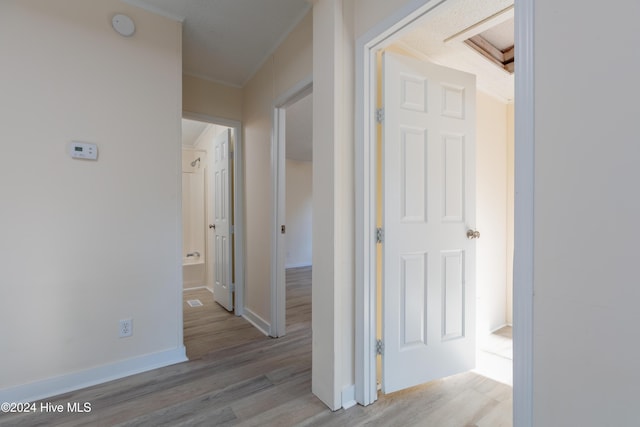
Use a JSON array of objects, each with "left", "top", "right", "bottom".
[{"left": 69, "top": 141, "right": 98, "bottom": 160}]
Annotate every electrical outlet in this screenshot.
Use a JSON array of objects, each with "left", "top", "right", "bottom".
[{"left": 119, "top": 318, "right": 133, "bottom": 338}]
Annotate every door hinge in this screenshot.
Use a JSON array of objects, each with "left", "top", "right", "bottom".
[
  {"left": 230, "top": 225, "right": 235, "bottom": 234},
  {"left": 376, "top": 339, "right": 384, "bottom": 355},
  {"left": 376, "top": 108, "right": 384, "bottom": 123},
  {"left": 230, "top": 283, "right": 235, "bottom": 292},
  {"left": 281, "top": 225, "right": 286, "bottom": 234},
  {"left": 376, "top": 227, "right": 384, "bottom": 244}
]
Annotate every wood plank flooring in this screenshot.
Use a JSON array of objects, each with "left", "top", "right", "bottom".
[{"left": 1, "top": 266, "right": 512, "bottom": 426}]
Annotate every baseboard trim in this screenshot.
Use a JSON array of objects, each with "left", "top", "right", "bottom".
[
  {"left": 342, "top": 384, "right": 357, "bottom": 409},
  {"left": 242, "top": 308, "right": 270, "bottom": 337},
  {"left": 0, "top": 346, "right": 187, "bottom": 403},
  {"left": 183, "top": 286, "right": 207, "bottom": 291},
  {"left": 183, "top": 286, "right": 214, "bottom": 295}
]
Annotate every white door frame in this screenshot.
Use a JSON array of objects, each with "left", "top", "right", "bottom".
[
  {"left": 270, "top": 77, "right": 313, "bottom": 337},
  {"left": 354, "top": 1, "right": 534, "bottom": 426},
  {"left": 182, "top": 111, "right": 246, "bottom": 317}
]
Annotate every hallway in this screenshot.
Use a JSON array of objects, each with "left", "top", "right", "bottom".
[{"left": 1, "top": 266, "right": 511, "bottom": 426}]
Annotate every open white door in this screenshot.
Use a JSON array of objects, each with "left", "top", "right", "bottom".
[
  {"left": 381, "top": 52, "right": 477, "bottom": 393},
  {"left": 213, "top": 129, "right": 233, "bottom": 311}
]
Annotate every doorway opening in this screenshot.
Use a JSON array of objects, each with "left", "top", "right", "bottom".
[
  {"left": 271, "top": 81, "right": 313, "bottom": 337},
  {"left": 355, "top": 0, "right": 532, "bottom": 421},
  {"left": 374, "top": 17, "right": 515, "bottom": 389},
  {"left": 180, "top": 114, "right": 246, "bottom": 359}
]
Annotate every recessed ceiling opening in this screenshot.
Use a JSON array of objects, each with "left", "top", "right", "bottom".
[{"left": 464, "top": 17, "right": 514, "bottom": 74}]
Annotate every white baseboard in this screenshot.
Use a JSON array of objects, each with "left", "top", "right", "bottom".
[
  {"left": 182, "top": 286, "right": 214, "bottom": 294},
  {"left": 0, "top": 346, "right": 187, "bottom": 403},
  {"left": 242, "top": 308, "right": 270, "bottom": 337},
  {"left": 183, "top": 285, "right": 207, "bottom": 291},
  {"left": 342, "top": 384, "right": 357, "bottom": 409}
]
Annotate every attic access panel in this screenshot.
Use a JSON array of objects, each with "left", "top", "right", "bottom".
[{"left": 464, "top": 17, "right": 514, "bottom": 74}]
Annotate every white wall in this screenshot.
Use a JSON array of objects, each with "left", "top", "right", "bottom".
[
  {"left": 182, "top": 148, "right": 206, "bottom": 288},
  {"left": 182, "top": 148, "right": 207, "bottom": 263},
  {"left": 312, "top": 0, "right": 357, "bottom": 409},
  {"left": 533, "top": 1, "right": 640, "bottom": 425},
  {"left": 506, "top": 102, "right": 514, "bottom": 325},
  {"left": 0, "top": 0, "right": 184, "bottom": 401},
  {"left": 183, "top": 75, "right": 243, "bottom": 122},
  {"left": 314, "top": 0, "right": 640, "bottom": 422},
  {"left": 0, "top": 0, "right": 183, "bottom": 400},
  {"left": 242, "top": 11, "right": 312, "bottom": 327},
  {"left": 285, "top": 159, "right": 313, "bottom": 268},
  {"left": 476, "top": 91, "right": 509, "bottom": 334}
]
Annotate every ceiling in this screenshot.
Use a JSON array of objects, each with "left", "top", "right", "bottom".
[
  {"left": 124, "top": 0, "right": 512, "bottom": 99},
  {"left": 395, "top": 0, "right": 514, "bottom": 102},
  {"left": 131, "top": 0, "right": 512, "bottom": 161},
  {"left": 123, "top": 0, "right": 311, "bottom": 87}
]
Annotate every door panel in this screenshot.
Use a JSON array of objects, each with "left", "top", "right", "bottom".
[
  {"left": 382, "top": 52, "right": 476, "bottom": 394},
  {"left": 213, "top": 129, "right": 233, "bottom": 311}
]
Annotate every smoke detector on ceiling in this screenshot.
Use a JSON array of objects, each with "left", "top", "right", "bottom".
[{"left": 112, "top": 14, "right": 135, "bottom": 37}]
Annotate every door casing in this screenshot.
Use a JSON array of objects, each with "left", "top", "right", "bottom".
[
  {"left": 182, "top": 111, "right": 246, "bottom": 318},
  {"left": 270, "top": 77, "right": 313, "bottom": 337},
  {"left": 354, "top": 1, "right": 534, "bottom": 426}
]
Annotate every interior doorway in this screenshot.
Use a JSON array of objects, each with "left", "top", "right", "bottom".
[
  {"left": 180, "top": 113, "right": 246, "bottom": 358},
  {"left": 355, "top": 0, "right": 530, "bottom": 417},
  {"left": 271, "top": 81, "right": 313, "bottom": 337}
]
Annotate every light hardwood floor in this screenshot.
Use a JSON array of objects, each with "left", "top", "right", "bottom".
[{"left": 1, "top": 266, "right": 512, "bottom": 426}]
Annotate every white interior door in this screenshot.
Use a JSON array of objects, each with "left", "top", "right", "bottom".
[
  {"left": 213, "top": 129, "right": 233, "bottom": 311},
  {"left": 381, "top": 52, "right": 477, "bottom": 393}
]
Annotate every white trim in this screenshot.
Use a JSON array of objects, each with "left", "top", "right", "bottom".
[
  {"left": 270, "top": 78, "right": 313, "bottom": 338},
  {"left": 354, "top": 0, "right": 534, "bottom": 420},
  {"left": 0, "top": 347, "right": 187, "bottom": 403},
  {"left": 354, "top": 24, "right": 377, "bottom": 406},
  {"left": 182, "top": 111, "right": 245, "bottom": 317},
  {"left": 355, "top": 0, "right": 448, "bottom": 406},
  {"left": 341, "top": 384, "right": 357, "bottom": 410},
  {"left": 183, "top": 285, "right": 207, "bottom": 292},
  {"left": 182, "top": 286, "right": 215, "bottom": 294},
  {"left": 232, "top": 122, "right": 246, "bottom": 317},
  {"left": 271, "top": 106, "right": 287, "bottom": 337},
  {"left": 274, "top": 77, "right": 314, "bottom": 108},
  {"left": 182, "top": 111, "right": 240, "bottom": 130},
  {"left": 513, "top": 0, "right": 535, "bottom": 425},
  {"left": 242, "top": 308, "right": 271, "bottom": 337}
]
